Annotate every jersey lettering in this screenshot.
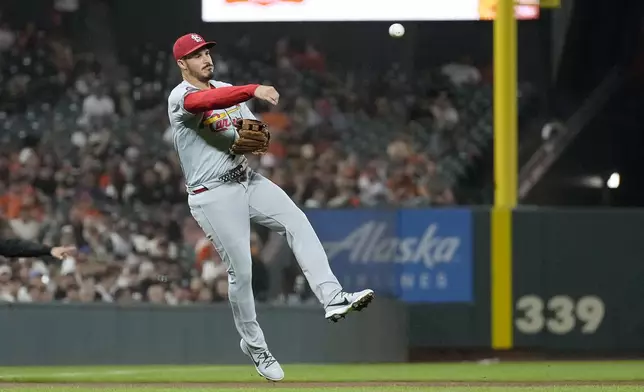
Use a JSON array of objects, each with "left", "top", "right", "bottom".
[
  {"left": 168, "top": 80, "right": 248, "bottom": 188},
  {"left": 214, "top": 118, "right": 231, "bottom": 131}
]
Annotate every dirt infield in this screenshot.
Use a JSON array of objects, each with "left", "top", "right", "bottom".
[{"left": 1, "top": 381, "right": 644, "bottom": 389}]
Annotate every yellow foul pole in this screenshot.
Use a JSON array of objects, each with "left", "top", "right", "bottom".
[{"left": 491, "top": 0, "right": 518, "bottom": 350}]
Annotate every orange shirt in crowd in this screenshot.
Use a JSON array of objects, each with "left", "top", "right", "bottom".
[
  {"left": 76, "top": 204, "right": 101, "bottom": 219},
  {"left": 195, "top": 236, "right": 216, "bottom": 271},
  {"left": 99, "top": 173, "right": 111, "bottom": 189},
  {"left": 260, "top": 111, "right": 290, "bottom": 133},
  {"left": 259, "top": 111, "right": 290, "bottom": 158},
  {"left": 0, "top": 185, "right": 43, "bottom": 220},
  {"left": 0, "top": 193, "right": 23, "bottom": 219}
]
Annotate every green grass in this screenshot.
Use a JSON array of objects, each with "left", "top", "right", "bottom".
[
  {"left": 2, "top": 388, "right": 644, "bottom": 392},
  {"left": 0, "top": 362, "right": 642, "bottom": 391},
  {"left": 0, "top": 362, "right": 642, "bottom": 383}
]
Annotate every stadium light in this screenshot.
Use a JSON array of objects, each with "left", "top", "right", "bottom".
[{"left": 606, "top": 172, "right": 620, "bottom": 189}]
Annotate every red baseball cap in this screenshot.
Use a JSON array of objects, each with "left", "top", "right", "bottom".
[{"left": 173, "top": 33, "right": 216, "bottom": 61}]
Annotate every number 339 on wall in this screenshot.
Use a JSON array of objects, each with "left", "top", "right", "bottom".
[{"left": 515, "top": 295, "right": 605, "bottom": 335}]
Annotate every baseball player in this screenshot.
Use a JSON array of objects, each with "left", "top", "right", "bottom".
[{"left": 167, "top": 33, "right": 374, "bottom": 381}]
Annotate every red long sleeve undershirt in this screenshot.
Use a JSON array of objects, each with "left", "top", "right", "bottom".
[{"left": 183, "top": 84, "right": 259, "bottom": 113}]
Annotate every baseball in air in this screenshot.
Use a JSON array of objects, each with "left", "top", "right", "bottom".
[{"left": 389, "top": 23, "right": 405, "bottom": 38}]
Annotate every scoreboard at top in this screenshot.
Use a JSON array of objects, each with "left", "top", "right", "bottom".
[{"left": 201, "top": 0, "right": 561, "bottom": 23}]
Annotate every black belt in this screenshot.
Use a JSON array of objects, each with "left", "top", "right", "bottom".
[
  {"left": 218, "top": 164, "right": 248, "bottom": 183},
  {"left": 191, "top": 165, "right": 248, "bottom": 194}
]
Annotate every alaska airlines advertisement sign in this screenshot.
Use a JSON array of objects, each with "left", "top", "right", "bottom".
[{"left": 306, "top": 209, "right": 473, "bottom": 303}]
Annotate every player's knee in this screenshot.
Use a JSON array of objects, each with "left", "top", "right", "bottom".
[{"left": 230, "top": 269, "right": 252, "bottom": 288}]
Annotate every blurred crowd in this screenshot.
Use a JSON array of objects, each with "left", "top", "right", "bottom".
[{"left": 0, "top": 2, "right": 496, "bottom": 305}]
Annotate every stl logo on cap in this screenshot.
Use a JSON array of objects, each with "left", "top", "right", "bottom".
[
  {"left": 191, "top": 34, "right": 204, "bottom": 43},
  {"left": 225, "top": 0, "right": 303, "bottom": 5}
]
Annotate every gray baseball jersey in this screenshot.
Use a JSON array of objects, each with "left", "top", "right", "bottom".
[
  {"left": 167, "top": 79, "right": 256, "bottom": 190},
  {"left": 167, "top": 77, "right": 352, "bottom": 355}
]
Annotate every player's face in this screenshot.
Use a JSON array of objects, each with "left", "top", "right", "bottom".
[{"left": 181, "top": 48, "right": 214, "bottom": 82}]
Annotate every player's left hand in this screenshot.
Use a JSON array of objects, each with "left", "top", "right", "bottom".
[
  {"left": 230, "top": 119, "right": 271, "bottom": 155},
  {"left": 50, "top": 246, "right": 77, "bottom": 260}
]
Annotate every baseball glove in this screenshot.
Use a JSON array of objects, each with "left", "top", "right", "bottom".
[{"left": 229, "top": 119, "right": 270, "bottom": 155}]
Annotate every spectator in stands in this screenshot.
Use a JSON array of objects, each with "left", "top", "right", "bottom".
[
  {"left": 251, "top": 232, "right": 269, "bottom": 302},
  {"left": 0, "top": 265, "right": 13, "bottom": 302},
  {"left": 213, "top": 276, "right": 229, "bottom": 302},
  {"left": 79, "top": 282, "right": 98, "bottom": 303},
  {"left": 17, "top": 22, "right": 38, "bottom": 51},
  {"left": 423, "top": 159, "right": 455, "bottom": 205},
  {"left": 293, "top": 42, "right": 326, "bottom": 73},
  {"left": 62, "top": 283, "right": 80, "bottom": 303},
  {"left": 54, "top": 0, "right": 80, "bottom": 13},
  {"left": 196, "top": 285, "right": 214, "bottom": 303},
  {"left": 357, "top": 165, "right": 387, "bottom": 206},
  {"left": 114, "top": 81, "right": 135, "bottom": 117},
  {"left": 9, "top": 207, "right": 41, "bottom": 242},
  {"left": 132, "top": 168, "right": 165, "bottom": 205},
  {"left": 430, "top": 92, "right": 460, "bottom": 130},
  {"left": 441, "top": 56, "right": 482, "bottom": 86},
  {"left": 147, "top": 284, "right": 166, "bottom": 304},
  {"left": 80, "top": 85, "right": 115, "bottom": 126},
  {"left": 0, "top": 22, "right": 15, "bottom": 51}
]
